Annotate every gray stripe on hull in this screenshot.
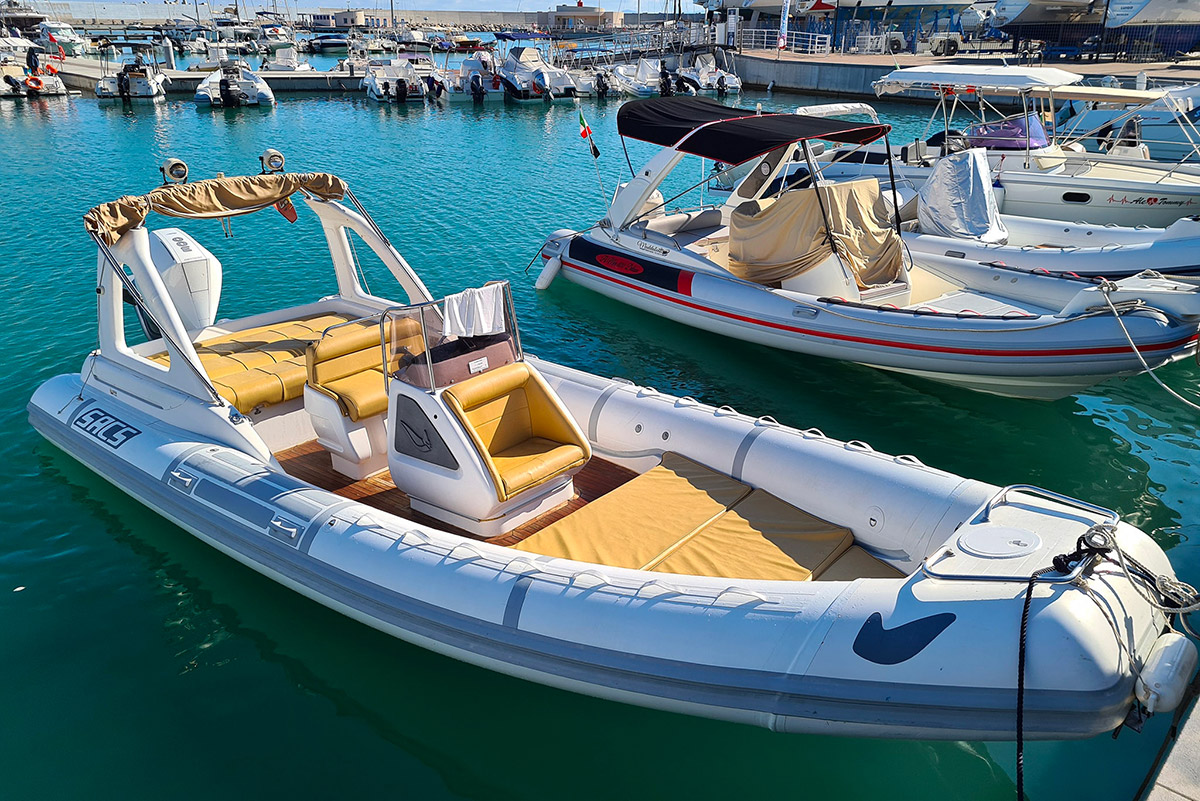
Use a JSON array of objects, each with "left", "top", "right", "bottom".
[
  {"left": 587, "top": 384, "right": 622, "bottom": 443},
  {"left": 503, "top": 576, "right": 533, "bottom": 628},
  {"left": 298, "top": 500, "right": 358, "bottom": 555},
  {"left": 731, "top": 425, "right": 770, "bottom": 482},
  {"left": 28, "top": 404, "right": 1133, "bottom": 739},
  {"left": 164, "top": 443, "right": 214, "bottom": 481}
]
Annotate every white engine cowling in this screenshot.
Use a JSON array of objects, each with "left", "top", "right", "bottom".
[{"left": 148, "top": 228, "right": 222, "bottom": 332}]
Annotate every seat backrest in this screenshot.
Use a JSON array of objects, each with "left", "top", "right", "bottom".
[
  {"left": 306, "top": 316, "right": 424, "bottom": 389},
  {"left": 443, "top": 362, "right": 589, "bottom": 458}
]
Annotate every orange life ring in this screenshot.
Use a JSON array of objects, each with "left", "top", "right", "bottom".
[
  {"left": 25, "top": 76, "right": 44, "bottom": 91},
  {"left": 45, "top": 64, "right": 57, "bottom": 75}
]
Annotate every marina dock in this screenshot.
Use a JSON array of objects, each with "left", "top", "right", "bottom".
[{"left": 735, "top": 50, "right": 1200, "bottom": 99}]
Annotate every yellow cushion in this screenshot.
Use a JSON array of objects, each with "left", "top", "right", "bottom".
[
  {"left": 814, "top": 545, "right": 906, "bottom": 581},
  {"left": 443, "top": 362, "right": 592, "bottom": 503},
  {"left": 322, "top": 368, "right": 388, "bottom": 422},
  {"left": 213, "top": 368, "right": 286, "bottom": 413},
  {"left": 514, "top": 453, "right": 750, "bottom": 568},
  {"left": 259, "top": 360, "right": 308, "bottom": 402},
  {"left": 650, "top": 489, "right": 854, "bottom": 581},
  {"left": 491, "top": 438, "right": 588, "bottom": 499}
]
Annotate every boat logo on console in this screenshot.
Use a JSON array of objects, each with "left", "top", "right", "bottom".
[
  {"left": 73, "top": 408, "right": 141, "bottom": 450},
  {"left": 596, "top": 254, "right": 644, "bottom": 275},
  {"left": 852, "top": 612, "right": 956, "bottom": 666}
]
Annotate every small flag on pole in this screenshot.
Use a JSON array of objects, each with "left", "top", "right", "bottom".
[{"left": 578, "top": 109, "right": 592, "bottom": 139}]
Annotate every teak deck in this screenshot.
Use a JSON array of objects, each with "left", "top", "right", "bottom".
[{"left": 275, "top": 440, "right": 638, "bottom": 545}]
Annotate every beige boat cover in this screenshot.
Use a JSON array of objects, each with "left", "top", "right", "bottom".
[
  {"left": 728, "top": 178, "right": 903, "bottom": 289},
  {"left": 83, "top": 172, "right": 347, "bottom": 245}
]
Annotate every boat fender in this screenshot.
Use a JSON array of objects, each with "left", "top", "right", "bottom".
[
  {"left": 492, "top": 74, "right": 501, "bottom": 90},
  {"left": 536, "top": 255, "right": 562, "bottom": 290},
  {"left": 1136, "top": 632, "right": 1198, "bottom": 714}
]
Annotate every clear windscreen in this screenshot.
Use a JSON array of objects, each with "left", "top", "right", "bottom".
[{"left": 386, "top": 281, "right": 522, "bottom": 392}]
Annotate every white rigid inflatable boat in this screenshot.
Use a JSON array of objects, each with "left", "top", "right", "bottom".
[
  {"left": 28, "top": 160, "right": 1199, "bottom": 743},
  {"left": 901, "top": 148, "right": 1200, "bottom": 279},
  {"left": 193, "top": 60, "right": 275, "bottom": 107},
  {"left": 538, "top": 98, "right": 1200, "bottom": 400}
]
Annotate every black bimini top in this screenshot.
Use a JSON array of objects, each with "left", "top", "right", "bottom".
[{"left": 616, "top": 96, "right": 890, "bottom": 165}]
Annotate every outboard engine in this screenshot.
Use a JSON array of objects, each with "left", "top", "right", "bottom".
[
  {"left": 147, "top": 229, "right": 223, "bottom": 332},
  {"left": 594, "top": 70, "right": 608, "bottom": 100},
  {"left": 716, "top": 73, "right": 727, "bottom": 96},
  {"left": 117, "top": 70, "right": 131, "bottom": 99},
  {"left": 3, "top": 74, "right": 23, "bottom": 95},
  {"left": 469, "top": 72, "right": 485, "bottom": 101},
  {"left": 381, "top": 79, "right": 390, "bottom": 100},
  {"left": 396, "top": 78, "right": 407, "bottom": 101},
  {"left": 218, "top": 76, "right": 239, "bottom": 106}
]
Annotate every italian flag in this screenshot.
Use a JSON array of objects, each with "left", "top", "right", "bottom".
[{"left": 578, "top": 110, "right": 592, "bottom": 139}]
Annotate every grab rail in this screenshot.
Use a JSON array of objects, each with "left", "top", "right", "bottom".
[{"left": 979, "top": 483, "right": 1119, "bottom": 526}]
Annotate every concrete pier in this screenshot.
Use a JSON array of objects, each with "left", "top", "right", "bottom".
[{"left": 55, "top": 56, "right": 366, "bottom": 96}]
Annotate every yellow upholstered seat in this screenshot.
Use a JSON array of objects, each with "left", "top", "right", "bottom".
[
  {"left": 322, "top": 368, "right": 388, "bottom": 421},
  {"left": 145, "top": 312, "right": 363, "bottom": 414},
  {"left": 305, "top": 316, "right": 425, "bottom": 422},
  {"left": 515, "top": 452, "right": 899, "bottom": 583},
  {"left": 442, "top": 362, "right": 591, "bottom": 503},
  {"left": 513, "top": 452, "right": 748, "bottom": 568}
]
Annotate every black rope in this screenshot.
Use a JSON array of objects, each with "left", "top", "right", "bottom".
[
  {"left": 1016, "top": 534, "right": 1112, "bottom": 801},
  {"left": 1017, "top": 565, "right": 1055, "bottom": 801},
  {"left": 621, "top": 135, "right": 635, "bottom": 178}
]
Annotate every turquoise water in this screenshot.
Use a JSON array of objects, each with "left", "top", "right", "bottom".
[{"left": 1, "top": 89, "right": 1197, "bottom": 799}]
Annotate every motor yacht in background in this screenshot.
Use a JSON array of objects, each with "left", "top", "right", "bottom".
[
  {"left": 36, "top": 20, "right": 88, "bottom": 55},
  {"left": 194, "top": 59, "right": 275, "bottom": 107},
  {"left": 1058, "top": 80, "right": 1200, "bottom": 163},
  {"left": 498, "top": 46, "right": 575, "bottom": 102},
  {"left": 27, "top": 157, "right": 1197, "bottom": 745},
  {"left": 813, "top": 66, "right": 1200, "bottom": 226},
  {"left": 256, "top": 23, "right": 293, "bottom": 53},
  {"left": 308, "top": 32, "right": 350, "bottom": 53},
  {"left": 538, "top": 97, "right": 1200, "bottom": 399}
]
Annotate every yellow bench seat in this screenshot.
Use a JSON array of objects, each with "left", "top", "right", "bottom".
[{"left": 514, "top": 452, "right": 905, "bottom": 583}]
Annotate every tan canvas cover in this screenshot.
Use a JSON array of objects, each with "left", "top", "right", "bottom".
[
  {"left": 728, "top": 178, "right": 903, "bottom": 289},
  {"left": 83, "top": 172, "right": 347, "bottom": 245}
]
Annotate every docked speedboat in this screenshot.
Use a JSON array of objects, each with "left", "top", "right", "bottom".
[
  {"left": 193, "top": 59, "right": 275, "bottom": 107},
  {"left": 498, "top": 46, "right": 575, "bottom": 102},
  {"left": 361, "top": 58, "right": 426, "bottom": 103},
  {"left": 309, "top": 33, "right": 350, "bottom": 53},
  {"left": 537, "top": 97, "right": 1200, "bottom": 399},
  {"left": 609, "top": 57, "right": 664, "bottom": 98},
  {"left": 676, "top": 52, "right": 740, "bottom": 95},
  {"left": 1058, "top": 80, "right": 1200, "bottom": 163},
  {"left": 568, "top": 65, "right": 611, "bottom": 99},
  {"left": 899, "top": 148, "right": 1200, "bottom": 279},
  {"left": 440, "top": 53, "right": 503, "bottom": 102},
  {"left": 255, "top": 23, "right": 294, "bottom": 53},
  {"left": 1, "top": 47, "right": 67, "bottom": 97},
  {"left": 817, "top": 66, "right": 1200, "bottom": 227},
  {"left": 29, "top": 159, "right": 1198, "bottom": 743},
  {"left": 260, "top": 46, "right": 313, "bottom": 72},
  {"left": 95, "top": 45, "right": 169, "bottom": 100}
]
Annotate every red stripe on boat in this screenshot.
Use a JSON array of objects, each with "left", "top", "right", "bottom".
[
  {"left": 677, "top": 271, "right": 694, "bottom": 297},
  {"left": 562, "top": 259, "right": 1198, "bottom": 359}
]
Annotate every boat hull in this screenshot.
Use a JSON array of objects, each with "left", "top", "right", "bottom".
[
  {"left": 553, "top": 235, "right": 1199, "bottom": 399},
  {"left": 28, "top": 367, "right": 1169, "bottom": 740}
]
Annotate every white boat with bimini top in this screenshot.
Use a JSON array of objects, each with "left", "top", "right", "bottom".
[
  {"left": 899, "top": 148, "right": 1200, "bottom": 279},
  {"left": 537, "top": 97, "right": 1200, "bottom": 400},
  {"left": 817, "top": 66, "right": 1200, "bottom": 227},
  {"left": 498, "top": 46, "right": 576, "bottom": 102},
  {"left": 28, "top": 156, "right": 1199, "bottom": 747},
  {"left": 439, "top": 53, "right": 504, "bottom": 102},
  {"left": 194, "top": 59, "right": 275, "bottom": 107},
  {"left": 260, "top": 46, "right": 313, "bottom": 72},
  {"left": 95, "top": 44, "right": 169, "bottom": 100}
]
